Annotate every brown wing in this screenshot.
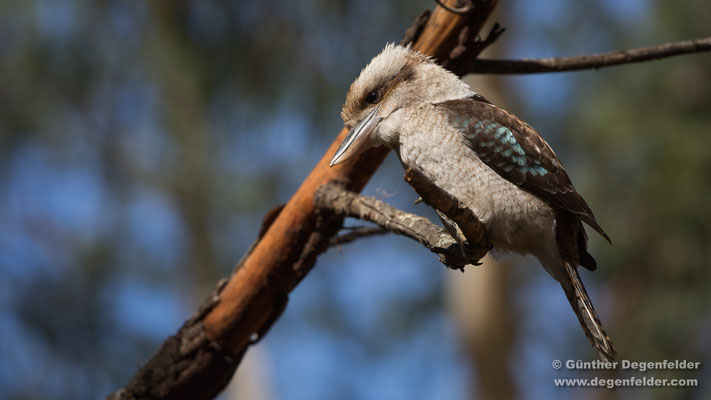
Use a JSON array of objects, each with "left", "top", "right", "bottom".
[{"left": 436, "top": 97, "right": 610, "bottom": 242}]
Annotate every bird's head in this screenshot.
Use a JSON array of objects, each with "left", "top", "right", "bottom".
[{"left": 330, "top": 43, "right": 471, "bottom": 166}]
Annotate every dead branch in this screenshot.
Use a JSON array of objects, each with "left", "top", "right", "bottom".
[
  {"left": 316, "top": 181, "right": 474, "bottom": 268},
  {"left": 468, "top": 37, "right": 711, "bottom": 74}
]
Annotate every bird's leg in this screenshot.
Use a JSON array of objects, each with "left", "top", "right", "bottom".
[
  {"left": 435, "top": 210, "right": 484, "bottom": 267},
  {"left": 404, "top": 166, "right": 490, "bottom": 265}
]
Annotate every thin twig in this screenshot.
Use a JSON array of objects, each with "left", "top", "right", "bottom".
[
  {"left": 467, "top": 37, "right": 711, "bottom": 74},
  {"left": 330, "top": 226, "right": 389, "bottom": 246},
  {"left": 475, "top": 22, "right": 506, "bottom": 53}
]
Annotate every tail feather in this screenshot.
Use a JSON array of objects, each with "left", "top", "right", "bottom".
[{"left": 563, "top": 262, "right": 617, "bottom": 362}]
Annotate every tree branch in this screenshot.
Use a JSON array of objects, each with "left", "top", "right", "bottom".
[
  {"left": 319, "top": 165, "right": 495, "bottom": 268},
  {"left": 316, "top": 181, "right": 475, "bottom": 268},
  {"left": 108, "top": 2, "right": 501, "bottom": 399},
  {"left": 468, "top": 37, "right": 711, "bottom": 74}
]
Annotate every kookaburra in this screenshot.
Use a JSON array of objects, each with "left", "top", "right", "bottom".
[{"left": 330, "top": 44, "right": 616, "bottom": 361}]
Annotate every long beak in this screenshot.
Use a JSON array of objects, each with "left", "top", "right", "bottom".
[{"left": 330, "top": 106, "right": 381, "bottom": 167}]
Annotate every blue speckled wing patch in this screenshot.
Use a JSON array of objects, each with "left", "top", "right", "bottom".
[
  {"left": 435, "top": 97, "right": 610, "bottom": 242},
  {"left": 460, "top": 120, "right": 549, "bottom": 176}
]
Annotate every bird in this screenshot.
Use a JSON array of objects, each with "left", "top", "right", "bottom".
[{"left": 329, "top": 43, "right": 616, "bottom": 362}]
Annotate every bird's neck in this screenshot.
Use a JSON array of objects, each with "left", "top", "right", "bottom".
[{"left": 417, "top": 64, "right": 474, "bottom": 103}]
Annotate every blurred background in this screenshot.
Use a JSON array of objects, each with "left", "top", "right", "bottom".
[{"left": 1, "top": 0, "right": 710, "bottom": 399}]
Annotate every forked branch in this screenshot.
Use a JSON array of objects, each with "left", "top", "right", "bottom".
[
  {"left": 316, "top": 166, "right": 492, "bottom": 269},
  {"left": 315, "top": 181, "right": 474, "bottom": 268}
]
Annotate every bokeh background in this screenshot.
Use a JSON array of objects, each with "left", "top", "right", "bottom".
[{"left": 1, "top": 0, "right": 710, "bottom": 399}]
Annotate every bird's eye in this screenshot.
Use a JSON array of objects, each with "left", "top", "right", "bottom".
[{"left": 366, "top": 89, "right": 381, "bottom": 104}]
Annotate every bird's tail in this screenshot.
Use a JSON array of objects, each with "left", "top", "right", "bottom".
[{"left": 562, "top": 262, "right": 617, "bottom": 362}]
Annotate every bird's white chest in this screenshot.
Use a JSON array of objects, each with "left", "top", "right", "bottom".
[{"left": 389, "top": 108, "right": 556, "bottom": 256}]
